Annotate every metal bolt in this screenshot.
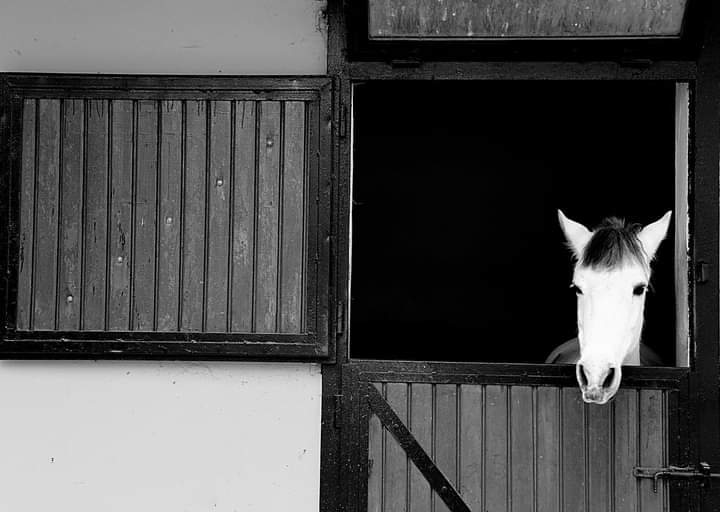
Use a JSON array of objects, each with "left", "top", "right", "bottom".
[
  {"left": 165, "top": 216, "right": 173, "bottom": 224},
  {"left": 266, "top": 138, "right": 274, "bottom": 147},
  {"left": 117, "top": 256, "right": 123, "bottom": 263},
  {"left": 216, "top": 178, "right": 224, "bottom": 187},
  {"left": 66, "top": 295, "right": 73, "bottom": 303}
]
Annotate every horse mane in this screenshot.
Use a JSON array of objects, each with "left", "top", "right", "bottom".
[{"left": 581, "top": 217, "right": 648, "bottom": 271}]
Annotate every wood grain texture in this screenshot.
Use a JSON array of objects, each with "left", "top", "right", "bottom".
[
  {"left": 205, "top": 101, "right": 232, "bottom": 332},
  {"left": 180, "top": 100, "right": 207, "bottom": 331},
  {"left": 562, "top": 388, "right": 586, "bottom": 512},
  {"left": 409, "top": 384, "right": 432, "bottom": 512},
  {"left": 434, "top": 384, "right": 457, "bottom": 512},
  {"left": 107, "top": 100, "right": 133, "bottom": 331},
  {"left": 131, "top": 100, "right": 158, "bottom": 330},
  {"left": 459, "top": 385, "right": 483, "bottom": 511},
  {"left": 255, "top": 101, "right": 281, "bottom": 333},
  {"left": 12, "top": 94, "right": 315, "bottom": 337},
  {"left": 279, "top": 101, "right": 306, "bottom": 333},
  {"left": 368, "top": 384, "right": 384, "bottom": 512},
  {"left": 230, "top": 101, "right": 256, "bottom": 332},
  {"left": 364, "top": 382, "right": 671, "bottom": 512},
  {"left": 16, "top": 99, "right": 36, "bottom": 330},
  {"left": 639, "top": 390, "right": 666, "bottom": 511},
  {"left": 587, "top": 398, "right": 611, "bottom": 512},
  {"left": 384, "top": 383, "right": 408, "bottom": 512},
  {"left": 484, "top": 385, "right": 508, "bottom": 512},
  {"left": 57, "top": 99, "right": 84, "bottom": 330},
  {"left": 613, "top": 389, "right": 639, "bottom": 512},
  {"left": 32, "top": 99, "right": 61, "bottom": 330},
  {"left": 157, "top": 100, "right": 182, "bottom": 331},
  {"left": 535, "top": 387, "right": 561, "bottom": 512},
  {"left": 510, "top": 386, "right": 534, "bottom": 512},
  {"left": 82, "top": 100, "right": 109, "bottom": 330}
]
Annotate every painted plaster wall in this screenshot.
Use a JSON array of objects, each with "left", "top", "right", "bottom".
[
  {"left": 0, "top": 0, "right": 326, "bottom": 74},
  {"left": 0, "top": 1, "right": 326, "bottom": 511}
]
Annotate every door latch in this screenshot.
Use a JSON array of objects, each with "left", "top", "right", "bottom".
[{"left": 634, "top": 463, "right": 720, "bottom": 492}]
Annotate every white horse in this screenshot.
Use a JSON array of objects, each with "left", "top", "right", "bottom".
[{"left": 546, "top": 210, "right": 672, "bottom": 405}]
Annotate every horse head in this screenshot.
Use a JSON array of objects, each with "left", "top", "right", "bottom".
[{"left": 558, "top": 210, "right": 672, "bottom": 404}]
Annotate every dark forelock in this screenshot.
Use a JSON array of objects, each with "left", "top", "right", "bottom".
[{"left": 580, "top": 217, "right": 647, "bottom": 270}]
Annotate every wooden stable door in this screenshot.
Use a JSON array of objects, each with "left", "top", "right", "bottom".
[{"left": 340, "top": 362, "right": 691, "bottom": 512}]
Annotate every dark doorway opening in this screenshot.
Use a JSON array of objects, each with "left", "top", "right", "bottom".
[{"left": 350, "top": 81, "right": 677, "bottom": 364}]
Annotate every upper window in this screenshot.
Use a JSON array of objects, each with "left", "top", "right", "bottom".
[
  {"left": 347, "top": 0, "right": 701, "bottom": 60},
  {"left": 369, "top": 0, "right": 687, "bottom": 40}
]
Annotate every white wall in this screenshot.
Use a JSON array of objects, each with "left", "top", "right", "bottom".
[
  {"left": 0, "top": 1, "right": 327, "bottom": 511},
  {"left": 0, "top": 362, "right": 322, "bottom": 512},
  {"left": 0, "top": 0, "right": 326, "bottom": 74}
]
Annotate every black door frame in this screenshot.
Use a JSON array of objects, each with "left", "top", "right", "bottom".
[{"left": 321, "top": 2, "right": 720, "bottom": 511}]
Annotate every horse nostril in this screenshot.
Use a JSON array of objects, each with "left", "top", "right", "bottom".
[
  {"left": 577, "top": 364, "right": 589, "bottom": 387},
  {"left": 602, "top": 367, "right": 616, "bottom": 390}
]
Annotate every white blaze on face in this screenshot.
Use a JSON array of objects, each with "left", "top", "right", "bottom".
[{"left": 557, "top": 210, "right": 672, "bottom": 405}]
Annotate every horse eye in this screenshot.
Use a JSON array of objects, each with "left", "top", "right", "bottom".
[
  {"left": 633, "top": 285, "right": 647, "bottom": 296},
  {"left": 570, "top": 284, "right": 583, "bottom": 295}
]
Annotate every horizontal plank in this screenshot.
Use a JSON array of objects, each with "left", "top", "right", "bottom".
[{"left": 353, "top": 361, "right": 687, "bottom": 389}]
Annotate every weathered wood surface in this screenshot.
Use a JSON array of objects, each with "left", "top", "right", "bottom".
[
  {"left": 369, "top": 0, "right": 686, "bottom": 39},
  {"left": 16, "top": 97, "right": 311, "bottom": 333},
  {"left": 367, "top": 383, "right": 671, "bottom": 512}
]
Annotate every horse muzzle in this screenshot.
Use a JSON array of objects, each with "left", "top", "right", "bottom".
[{"left": 576, "top": 362, "right": 622, "bottom": 405}]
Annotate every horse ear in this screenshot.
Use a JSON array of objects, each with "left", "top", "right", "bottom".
[
  {"left": 638, "top": 211, "right": 672, "bottom": 260},
  {"left": 558, "top": 210, "right": 592, "bottom": 260}
]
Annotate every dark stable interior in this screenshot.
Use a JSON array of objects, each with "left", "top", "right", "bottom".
[{"left": 350, "top": 81, "right": 677, "bottom": 365}]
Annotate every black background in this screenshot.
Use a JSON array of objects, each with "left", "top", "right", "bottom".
[{"left": 351, "top": 80, "right": 676, "bottom": 364}]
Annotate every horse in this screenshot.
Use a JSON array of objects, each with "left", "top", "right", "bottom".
[{"left": 545, "top": 210, "right": 672, "bottom": 405}]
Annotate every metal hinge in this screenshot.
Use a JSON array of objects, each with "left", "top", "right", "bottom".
[
  {"left": 634, "top": 462, "right": 720, "bottom": 492},
  {"left": 333, "top": 394, "right": 343, "bottom": 428},
  {"left": 696, "top": 261, "right": 709, "bottom": 283},
  {"left": 338, "top": 103, "right": 348, "bottom": 139},
  {"left": 336, "top": 301, "right": 345, "bottom": 335}
]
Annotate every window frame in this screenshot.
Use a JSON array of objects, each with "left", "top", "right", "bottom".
[{"left": 0, "top": 74, "right": 334, "bottom": 361}]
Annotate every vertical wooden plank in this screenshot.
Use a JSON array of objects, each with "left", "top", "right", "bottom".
[
  {"left": 16, "top": 99, "right": 36, "bottom": 330},
  {"left": 384, "top": 383, "right": 408, "bottom": 512},
  {"left": 255, "top": 101, "right": 281, "bottom": 332},
  {"left": 230, "top": 100, "right": 256, "bottom": 332},
  {"left": 131, "top": 100, "right": 158, "bottom": 330},
  {"left": 613, "top": 389, "right": 639, "bottom": 512},
  {"left": 510, "top": 386, "right": 534, "bottom": 512},
  {"left": 639, "top": 389, "right": 665, "bottom": 511},
  {"left": 409, "top": 383, "right": 432, "bottom": 512},
  {"left": 280, "top": 101, "right": 305, "bottom": 333},
  {"left": 157, "top": 100, "right": 182, "bottom": 331},
  {"left": 484, "top": 385, "right": 508, "bottom": 512},
  {"left": 32, "top": 99, "right": 61, "bottom": 330},
  {"left": 181, "top": 100, "right": 207, "bottom": 331},
  {"left": 536, "top": 387, "right": 561, "bottom": 512},
  {"left": 459, "top": 385, "right": 483, "bottom": 511},
  {"left": 107, "top": 100, "right": 133, "bottom": 331},
  {"left": 57, "top": 99, "right": 84, "bottom": 330},
  {"left": 562, "top": 387, "right": 586, "bottom": 512},
  {"left": 675, "top": 81, "right": 690, "bottom": 367},
  {"left": 368, "top": 383, "right": 383, "bottom": 512},
  {"left": 82, "top": 100, "right": 109, "bottom": 330},
  {"left": 587, "top": 400, "right": 611, "bottom": 512},
  {"left": 435, "top": 384, "right": 458, "bottom": 512},
  {"left": 205, "top": 100, "right": 231, "bottom": 331}
]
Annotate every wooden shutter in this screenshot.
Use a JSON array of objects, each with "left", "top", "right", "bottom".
[{"left": 0, "top": 75, "right": 332, "bottom": 360}]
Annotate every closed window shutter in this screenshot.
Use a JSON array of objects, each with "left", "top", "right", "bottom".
[{"left": 0, "top": 75, "right": 332, "bottom": 360}]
